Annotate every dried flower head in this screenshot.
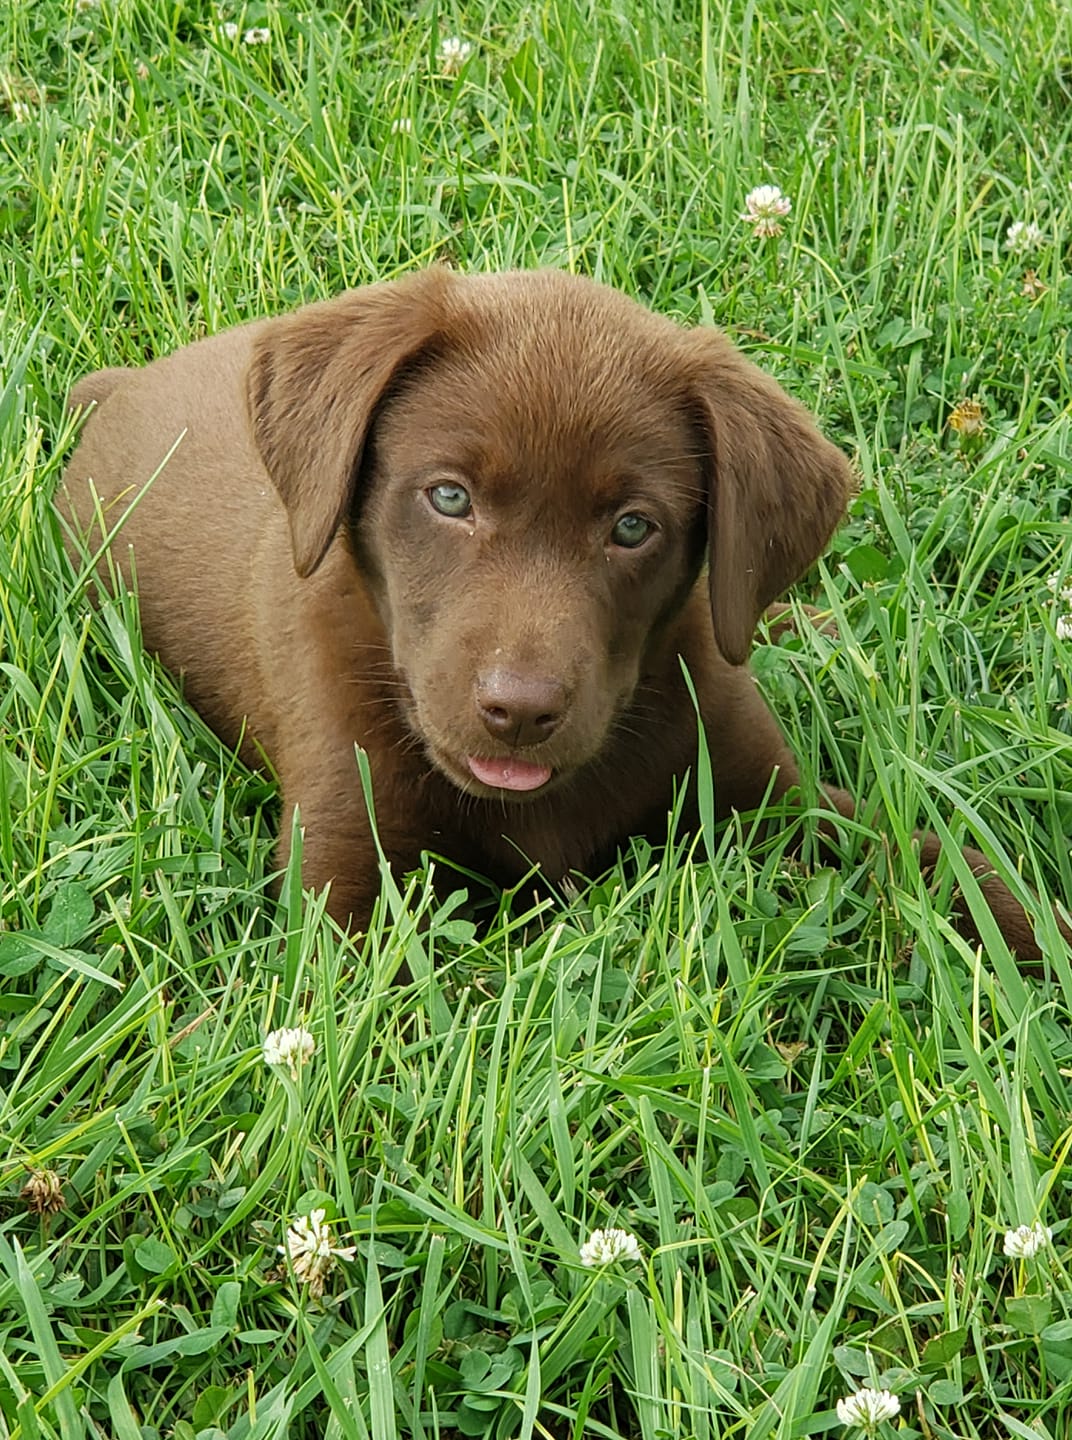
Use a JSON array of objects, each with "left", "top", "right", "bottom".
[
  {"left": 740, "top": 184, "right": 792, "bottom": 238},
  {"left": 1003, "top": 1220, "right": 1053, "bottom": 1259},
  {"left": 948, "top": 398, "right": 985, "bottom": 438},
  {"left": 263, "top": 1026, "right": 315, "bottom": 1079},
  {"left": 836, "top": 1387, "right": 901, "bottom": 1431},
  {"left": 279, "top": 1209, "right": 356, "bottom": 1297},
  {"left": 579, "top": 1227, "right": 643, "bottom": 1267},
  {"left": 1021, "top": 269, "right": 1046, "bottom": 298},
  {"left": 1005, "top": 220, "right": 1045, "bottom": 254},
  {"left": 438, "top": 36, "right": 473, "bottom": 75},
  {"left": 21, "top": 1169, "right": 66, "bottom": 1216}
]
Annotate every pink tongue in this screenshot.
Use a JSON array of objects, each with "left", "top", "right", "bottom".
[{"left": 468, "top": 755, "right": 552, "bottom": 792}]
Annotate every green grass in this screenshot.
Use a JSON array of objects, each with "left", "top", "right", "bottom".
[{"left": 2, "top": 0, "right": 1072, "bottom": 1435}]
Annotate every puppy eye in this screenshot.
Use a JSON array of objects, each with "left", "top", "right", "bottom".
[
  {"left": 610, "top": 512, "right": 654, "bottom": 549},
  {"left": 428, "top": 482, "right": 472, "bottom": 518}
]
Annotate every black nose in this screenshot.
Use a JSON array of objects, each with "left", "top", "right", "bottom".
[{"left": 475, "top": 669, "right": 566, "bottom": 746}]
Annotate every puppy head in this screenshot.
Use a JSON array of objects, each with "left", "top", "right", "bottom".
[{"left": 247, "top": 270, "right": 850, "bottom": 798}]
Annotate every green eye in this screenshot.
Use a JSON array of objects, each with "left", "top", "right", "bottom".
[
  {"left": 428, "top": 482, "right": 472, "bottom": 517},
  {"left": 611, "top": 512, "right": 653, "bottom": 548}
]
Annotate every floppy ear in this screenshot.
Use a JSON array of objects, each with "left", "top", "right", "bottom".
[
  {"left": 682, "top": 328, "right": 853, "bottom": 665},
  {"left": 247, "top": 268, "right": 453, "bottom": 577},
  {"left": 68, "top": 367, "right": 132, "bottom": 412}
]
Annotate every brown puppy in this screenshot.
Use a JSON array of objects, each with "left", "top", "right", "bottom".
[{"left": 60, "top": 268, "right": 1059, "bottom": 957}]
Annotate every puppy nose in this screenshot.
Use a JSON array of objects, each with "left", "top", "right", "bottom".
[{"left": 476, "top": 669, "right": 566, "bottom": 746}]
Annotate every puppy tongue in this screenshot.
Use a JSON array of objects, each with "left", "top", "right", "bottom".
[{"left": 468, "top": 756, "right": 552, "bottom": 792}]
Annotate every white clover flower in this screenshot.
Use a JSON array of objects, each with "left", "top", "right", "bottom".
[
  {"left": 437, "top": 36, "right": 473, "bottom": 75},
  {"left": 1003, "top": 1220, "right": 1053, "bottom": 1258},
  {"left": 836, "top": 1387, "right": 901, "bottom": 1431},
  {"left": 263, "top": 1026, "right": 315, "bottom": 1079},
  {"left": 243, "top": 26, "right": 271, "bottom": 45},
  {"left": 390, "top": 117, "right": 413, "bottom": 134},
  {"left": 279, "top": 1208, "right": 356, "bottom": 1298},
  {"left": 219, "top": 21, "right": 239, "bottom": 39},
  {"left": 579, "top": 1227, "right": 643, "bottom": 1267},
  {"left": 1045, "top": 572, "right": 1072, "bottom": 641},
  {"left": 740, "top": 184, "right": 792, "bottom": 238},
  {"left": 1005, "top": 220, "right": 1045, "bottom": 254},
  {"left": 11, "top": 100, "right": 31, "bottom": 122},
  {"left": 1046, "top": 572, "right": 1072, "bottom": 604}
]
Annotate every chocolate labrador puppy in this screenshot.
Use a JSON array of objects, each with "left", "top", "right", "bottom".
[{"left": 59, "top": 268, "right": 1060, "bottom": 956}]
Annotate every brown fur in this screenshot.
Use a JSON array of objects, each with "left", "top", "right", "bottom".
[{"left": 59, "top": 268, "right": 1066, "bottom": 958}]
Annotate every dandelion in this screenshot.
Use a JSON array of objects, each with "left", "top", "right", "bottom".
[
  {"left": 243, "top": 26, "right": 271, "bottom": 45},
  {"left": 1005, "top": 220, "right": 1045, "bottom": 254},
  {"left": 279, "top": 1209, "right": 356, "bottom": 1298},
  {"left": 1004, "top": 1220, "right": 1053, "bottom": 1258},
  {"left": 948, "top": 398, "right": 984, "bottom": 438},
  {"left": 20, "top": 1168, "right": 66, "bottom": 1216},
  {"left": 579, "top": 1227, "right": 643, "bottom": 1267},
  {"left": 836, "top": 1387, "right": 901, "bottom": 1432},
  {"left": 437, "top": 36, "right": 473, "bottom": 75},
  {"left": 263, "top": 1026, "right": 315, "bottom": 1079},
  {"left": 740, "top": 184, "right": 792, "bottom": 238}
]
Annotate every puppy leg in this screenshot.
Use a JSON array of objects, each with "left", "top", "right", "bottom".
[
  {"left": 274, "top": 752, "right": 432, "bottom": 932},
  {"left": 704, "top": 679, "right": 1066, "bottom": 961},
  {"left": 761, "top": 601, "right": 839, "bottom": 642},
  {"left": 274, "top": 760, "right": 388, "bottom": 930},
  {"left": 816, "top": 787, "right": 1068, "bottom": 960}
]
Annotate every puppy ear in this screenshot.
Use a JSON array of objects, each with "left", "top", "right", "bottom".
[
  {"left": 682, "top": 328, "right": 852, "bottom": 665},
  {"left": 68, "top": 367, "right": 131, "bottom": 412},
  {"left": 247, "top": 268, "right": 452, "bottom": 577}
]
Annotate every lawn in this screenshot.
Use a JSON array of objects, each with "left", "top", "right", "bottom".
[{"left": 2, "top": 0, "right": 1072, "bottom": 1436}]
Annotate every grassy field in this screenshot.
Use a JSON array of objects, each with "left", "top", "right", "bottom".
[{"left": 3, "top": 0, "right": 1072, "bottom": 1436}]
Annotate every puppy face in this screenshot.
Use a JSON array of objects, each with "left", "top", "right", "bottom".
[
  {"left": 353, "top": 312, "right": 708, "bottom": 798},
  {"left": 247, "top": 269, "right": 850, "bottom": 802}
]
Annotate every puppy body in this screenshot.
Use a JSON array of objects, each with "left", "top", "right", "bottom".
[{"left": 60, "top": 269, "right": 1057, "bottom": 954}]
